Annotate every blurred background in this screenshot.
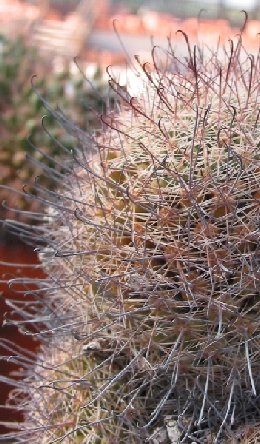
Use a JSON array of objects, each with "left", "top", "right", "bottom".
[
  {"left": 0, "top": 0, "right": 260, "bottom": 439},
  {"left": 1, "top": 0, "right": 260, "bottom": 64}
]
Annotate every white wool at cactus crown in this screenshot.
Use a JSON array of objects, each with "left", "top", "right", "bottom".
[
  {"left": 224, "top": 0, "right": 256, "bottom": 6},
  {"left": 191, "top": 0, "right": 257, "bottom": 7}
]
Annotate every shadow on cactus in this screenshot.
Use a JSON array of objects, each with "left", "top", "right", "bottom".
[{"left": 2, "top": 21, "right": 260, "bottom": 443}]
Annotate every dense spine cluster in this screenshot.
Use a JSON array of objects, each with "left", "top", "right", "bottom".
[{"left": 2, "top": 27, "right": 260, "bottom": 443}]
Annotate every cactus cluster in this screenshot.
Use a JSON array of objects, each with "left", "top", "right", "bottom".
[{"left": 2, "top": 24, "right": 260, "bottom": 443}]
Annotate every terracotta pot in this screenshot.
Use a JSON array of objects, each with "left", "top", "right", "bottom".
[{"left": 0, "top": 235, "right": 44, "bottom": 435}]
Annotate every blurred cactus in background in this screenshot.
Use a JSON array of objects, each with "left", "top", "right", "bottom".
[
  {"left": 2, "top": 22, "right": 260, "bottom": 444},
  {"left": 0, "top": 34, "right": 110, "bottom": 221}
]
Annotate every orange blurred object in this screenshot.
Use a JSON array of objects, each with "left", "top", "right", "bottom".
[{"left": 0, "top": 241, "right": 44, "bottom": 435}]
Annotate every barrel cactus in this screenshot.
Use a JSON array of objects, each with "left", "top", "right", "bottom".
[{"left": 2, "top": 25, "right": 260, "bottom": 443}]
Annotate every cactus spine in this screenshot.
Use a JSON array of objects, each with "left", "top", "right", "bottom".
[{"left": 2, "top": 26, "right": 260, "bottom": 443}]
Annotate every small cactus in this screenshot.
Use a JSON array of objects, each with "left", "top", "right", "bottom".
[
  {"left": 2, "top": 22, "right": 260, "bottom": 443},
  {"left": 0, "top": 34, "right": 110, "bottom": 221}
]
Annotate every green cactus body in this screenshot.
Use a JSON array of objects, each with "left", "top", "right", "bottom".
[
  {"left": 0, "top": 34, "right": 112, "bottom": 221},
  {"left": 3, "top": 31, "right": 260, "bottom": 443}
]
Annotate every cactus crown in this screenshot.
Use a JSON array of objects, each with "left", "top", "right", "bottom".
[{"left": 2, "top": 21, "right": 260, "bottom": 443}]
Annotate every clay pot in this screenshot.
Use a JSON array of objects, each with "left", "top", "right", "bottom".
[{"left": 0, "top": 233, "right": 44, "bottom": 435}]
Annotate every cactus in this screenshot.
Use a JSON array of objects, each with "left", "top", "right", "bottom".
[
  {"left": 2, "top": 23, "right": 260, "bottom": 443},
  {"left": 0, "top": 34, "right": 110, "bottom": 221}
]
